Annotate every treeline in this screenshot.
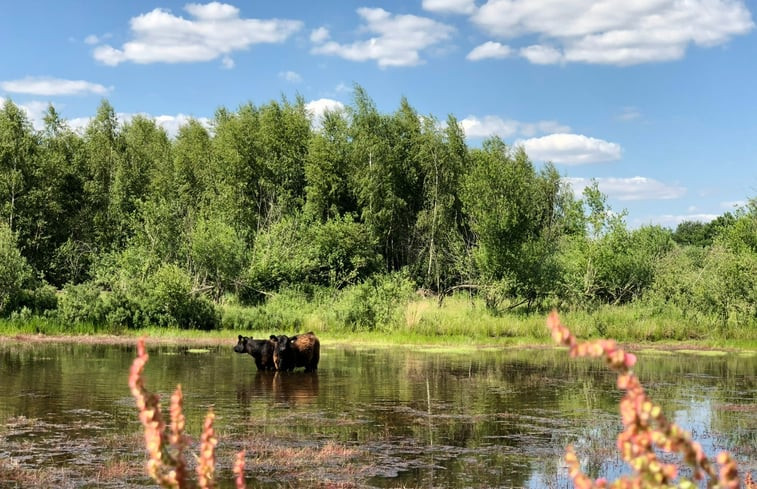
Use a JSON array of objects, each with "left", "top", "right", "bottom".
[{"left": 0, "top": 87, "right": 755, "bottom": 332}]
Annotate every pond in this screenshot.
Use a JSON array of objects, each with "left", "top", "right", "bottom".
[{"left": 0, "top": 340, "right": 755, "bottom": 488}]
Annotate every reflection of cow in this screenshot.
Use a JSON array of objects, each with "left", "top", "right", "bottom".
[
  {"left": 233, "top": 335, "right": 275, "bottom": 371},
  {"left": 269, "top": 332, "right": 320, "bottom": 372},
  {"left": 235, "top": 371, "right": 319, "bottom": 409},
  {"left": 272, "top": 371, "right": 319, "bottom": 406}
]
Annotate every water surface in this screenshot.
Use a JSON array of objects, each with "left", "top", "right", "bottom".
[{"left": 0, "top": 341, "right": 754, "bottom": 488}]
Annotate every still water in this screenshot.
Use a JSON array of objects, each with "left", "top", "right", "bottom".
[{"left": 0, "top": 341, "right": 755, "bottom": 488}]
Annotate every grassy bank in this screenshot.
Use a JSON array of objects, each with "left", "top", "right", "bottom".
[{"left": 1, "top": 293, "right": 755, "bottom": 351}]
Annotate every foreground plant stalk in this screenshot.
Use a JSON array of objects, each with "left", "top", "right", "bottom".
[
  {"left": 129, "top": 337, "right": 246, "bottom": 488},
  {"left": 547, "top": 311, "right": 753, "bottom": 489}
]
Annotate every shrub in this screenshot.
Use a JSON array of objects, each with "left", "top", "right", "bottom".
[
  {"left": 335, "top": 272, "right": 415, "bottom": 330},
  {"left": 0, "top": 223, "right": 33, "bottom": 315},
  {"left": 143, "top": 264, "right": 218, "bottom": 330},
  {"left": 58, "top": 282, "right": 107, "bottom": 325}
]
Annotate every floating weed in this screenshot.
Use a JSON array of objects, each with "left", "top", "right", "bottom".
[{"left": 186, "top": 348, "right": 211, "bottom": 354}]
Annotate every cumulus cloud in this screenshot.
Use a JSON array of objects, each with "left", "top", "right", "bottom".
[
  {"left": 310, "top": 27, "right": 330, "bottom": 43},
  {"left": 472, "top": 0, "right": 754, "bottom": 65},
  {"left": 461, "top": 115, "right": 571, "bottom": 139},
  {"left": 516, "top": 133, "right": 621, "bottom": 164},
  {"left": 466, "top": 41, "right": 512, "bottom": 61},
  {"left": 564, "top": 176, "right": 686, "bottom": 200},
  {"left": 1, "top": 77, "right": 111, "bottom": 96},
  {"left": 305, "top": 98, "right": 345, "bottom": 127},
  {"left": 84, "top": 34, "right": 100, "bottom": 45},
  {"left": 93, "top": 2, "right": 303, "bottom": 66},
  {"left": 422, "top": 0, "right": 476, "bottom": 14},
  {"left": 311, "top": 8, "right": 454, "bottom": 67},
  {"left": 519, "top": 44, "right": 564, "bottom": 64}
]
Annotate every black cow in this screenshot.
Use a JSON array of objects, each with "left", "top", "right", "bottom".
[{"left": 233, "top": 335, "right": 275, "bottom": 371}]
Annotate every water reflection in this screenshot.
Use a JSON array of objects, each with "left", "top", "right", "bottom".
[{"left": 0, "top": 342, "right": 754, "bottom": 488}]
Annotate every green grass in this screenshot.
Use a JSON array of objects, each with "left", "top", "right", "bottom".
[{"left": 1, "top": 293, "right": 755, "bottom": 351}]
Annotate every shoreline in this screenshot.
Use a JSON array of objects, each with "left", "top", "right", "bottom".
[{"left": 2, "top": 331, "right": 755, "bottom": 354}]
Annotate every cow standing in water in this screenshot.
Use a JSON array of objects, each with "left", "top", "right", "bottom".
[
  {"left": 233, "top": 335, "right": 276, "bottom": 371},
  {"left": 269, "top": 332, "right": 320, "bottom": 372}
]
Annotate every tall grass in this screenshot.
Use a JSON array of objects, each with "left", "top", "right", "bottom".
[{"left": 2, "top": 288, "right": 755, "bottom": 348}]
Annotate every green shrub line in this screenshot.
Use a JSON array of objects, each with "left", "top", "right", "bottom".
[{"left": 2, "top": 292, "right": 755, "bottom": 350}]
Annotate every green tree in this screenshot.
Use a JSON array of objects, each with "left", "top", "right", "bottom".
[
  {"left": 0, "top": 222, "right": 32, "bottom": 314},
  {"left": 0, "top": 99, "right": 37, "bottom": 232},
  {"left": 461, "top": 138, "right": 565, "bottom": 307},
  {"left": 304, "top": 109, "right": 355, "bottom": 221},
  {"left": 82, "top": 100, "right": 126, "bottom": 251},
  {"left": 413, "top": 114, "right": 468, "bottom": 292}
]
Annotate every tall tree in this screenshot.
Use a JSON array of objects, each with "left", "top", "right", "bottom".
[
  {"left": 304, "top": 109, "right": 355, "bottom": 221},
  {"left": 413, "top": 114, "right": 468, "bottom": 292},
  {"left": 83, "top": 100, "right": 125, "bottom": 251},
  {"left": 0, "top": 99, "right": 37, "bottom": 232}
]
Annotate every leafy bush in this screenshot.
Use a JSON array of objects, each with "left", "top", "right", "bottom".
[
  {"left": 16, "top": 284, "right": 58, "bottom": 314},
  {"left": 191, "top": 217, "right": 246, "bottom": 300},
  {"left": 142, "top": 264, "right": 218, "bottom": 330},
  {"left": 335, "top": 272, "right": 415, "bottom": 330},
  {"left": 58, "top": 282, "right": 108, "bottom": 325},
  {"left": 648, "top": 243, "right": 757, "bottom": 335},
  {"left": 0, "top": 223, "right": 33, "bottom": 315}
]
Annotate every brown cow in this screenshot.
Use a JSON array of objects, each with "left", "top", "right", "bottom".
[{"left": 269, "top": 332, "right": 320, "bottom": 372}]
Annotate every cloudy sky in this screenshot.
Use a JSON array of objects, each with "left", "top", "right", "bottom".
[{"left": 1, "top": 0, "right": 755, "bottom": 228}]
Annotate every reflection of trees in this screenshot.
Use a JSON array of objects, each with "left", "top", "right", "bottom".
[{"left": 1, "top": 342, "right": 756, "bottom": 488}]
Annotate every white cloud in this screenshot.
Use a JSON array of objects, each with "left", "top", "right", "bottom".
[
  {"left": 93, "top": 2, "right": 303, "bottom": 66},
  {"left": 472, "top": 0, "right": 754, "bottom": 65},
  {"left": 422, "top": 0, "right": 476, "bottom": 14},
  {"left": 641, "top": 214, "right": 719, "bottom": 227},
  {"left": 460, "top": 115, "right": 571, "bottom": 139},
  {"left": 310, "top": 27, "right": 330, "bottom": 43},
  {"left": 152, "top": 113, "right": 212, "bottom": 137},
  {"left": 564, "top": 176, "right": 686, "bottom": 200},
  {"left": 517, "top": 133, "right": 621, "bottom": 164},
  {"left": 221, "top": 56, "right": 235, "bottom": 69},
  {"left": 279, "top": 70, "right": 302, "bottom": 83},
  {"left": 305, "top": 98, "right": 345, "bottom": 127},
  {"left": 466, "top": 41, "right": 512, "bottom": 61},
  {"left": 311, "top": 8, "right": 454, "bottom": 67},
  {"left": 1, "top": 77, "right": 111, "bottom": 96},
  {"left": 84, "top": 34, "right": 100, "bottom": 45},
  {"left": 519, "top": 44, "right": 564, "bottom": 64},
  {"left": 720, "top": 199, "right": 747, "bottom": 210}
]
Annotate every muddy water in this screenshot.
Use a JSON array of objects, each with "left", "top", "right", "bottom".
[{"left": 0, "top": 342, "right": 755, "bottom": 488}]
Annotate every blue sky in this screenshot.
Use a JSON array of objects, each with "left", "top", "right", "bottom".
[{"left": 1, "top": 0, "right": 755, "bottom": 228}]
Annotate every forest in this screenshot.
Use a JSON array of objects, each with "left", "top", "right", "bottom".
[{"left": 0, "top": 87, "right": 755, "bottom": 338}]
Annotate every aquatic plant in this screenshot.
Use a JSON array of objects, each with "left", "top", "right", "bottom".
[
  {"left": 129, "top": 337, "right": 246, "bottom": 489},
  {"left": 547, "top": 311, "right": 754, "bottom": 489}
]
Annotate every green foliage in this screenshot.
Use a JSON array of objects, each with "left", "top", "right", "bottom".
[
  {"left": 461, "top": 139, "right": 568, "bottom": 307},
  {"left": 307, "top": 215, "right": 382, "bottom": 288},
  {"left": 648, "top": 243, "right": 756, "bottom": 335},
  {"left": 334, "top": 272, "right": 415, "bottom": 331},
  {"left": 143, "top": 264, "right": 218, "bottom": 330},
  {"left": 0, "top": 91, "right": 754, "bottom": 336},
  {"left": 0, "top": 222, "right": 33, "bottom": 314},
  {"left": 58, "top": 282, "right": 108, "bottom": 325},
  {"left": 190, "top": 216, "right": 246, "bottom": 300}
]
